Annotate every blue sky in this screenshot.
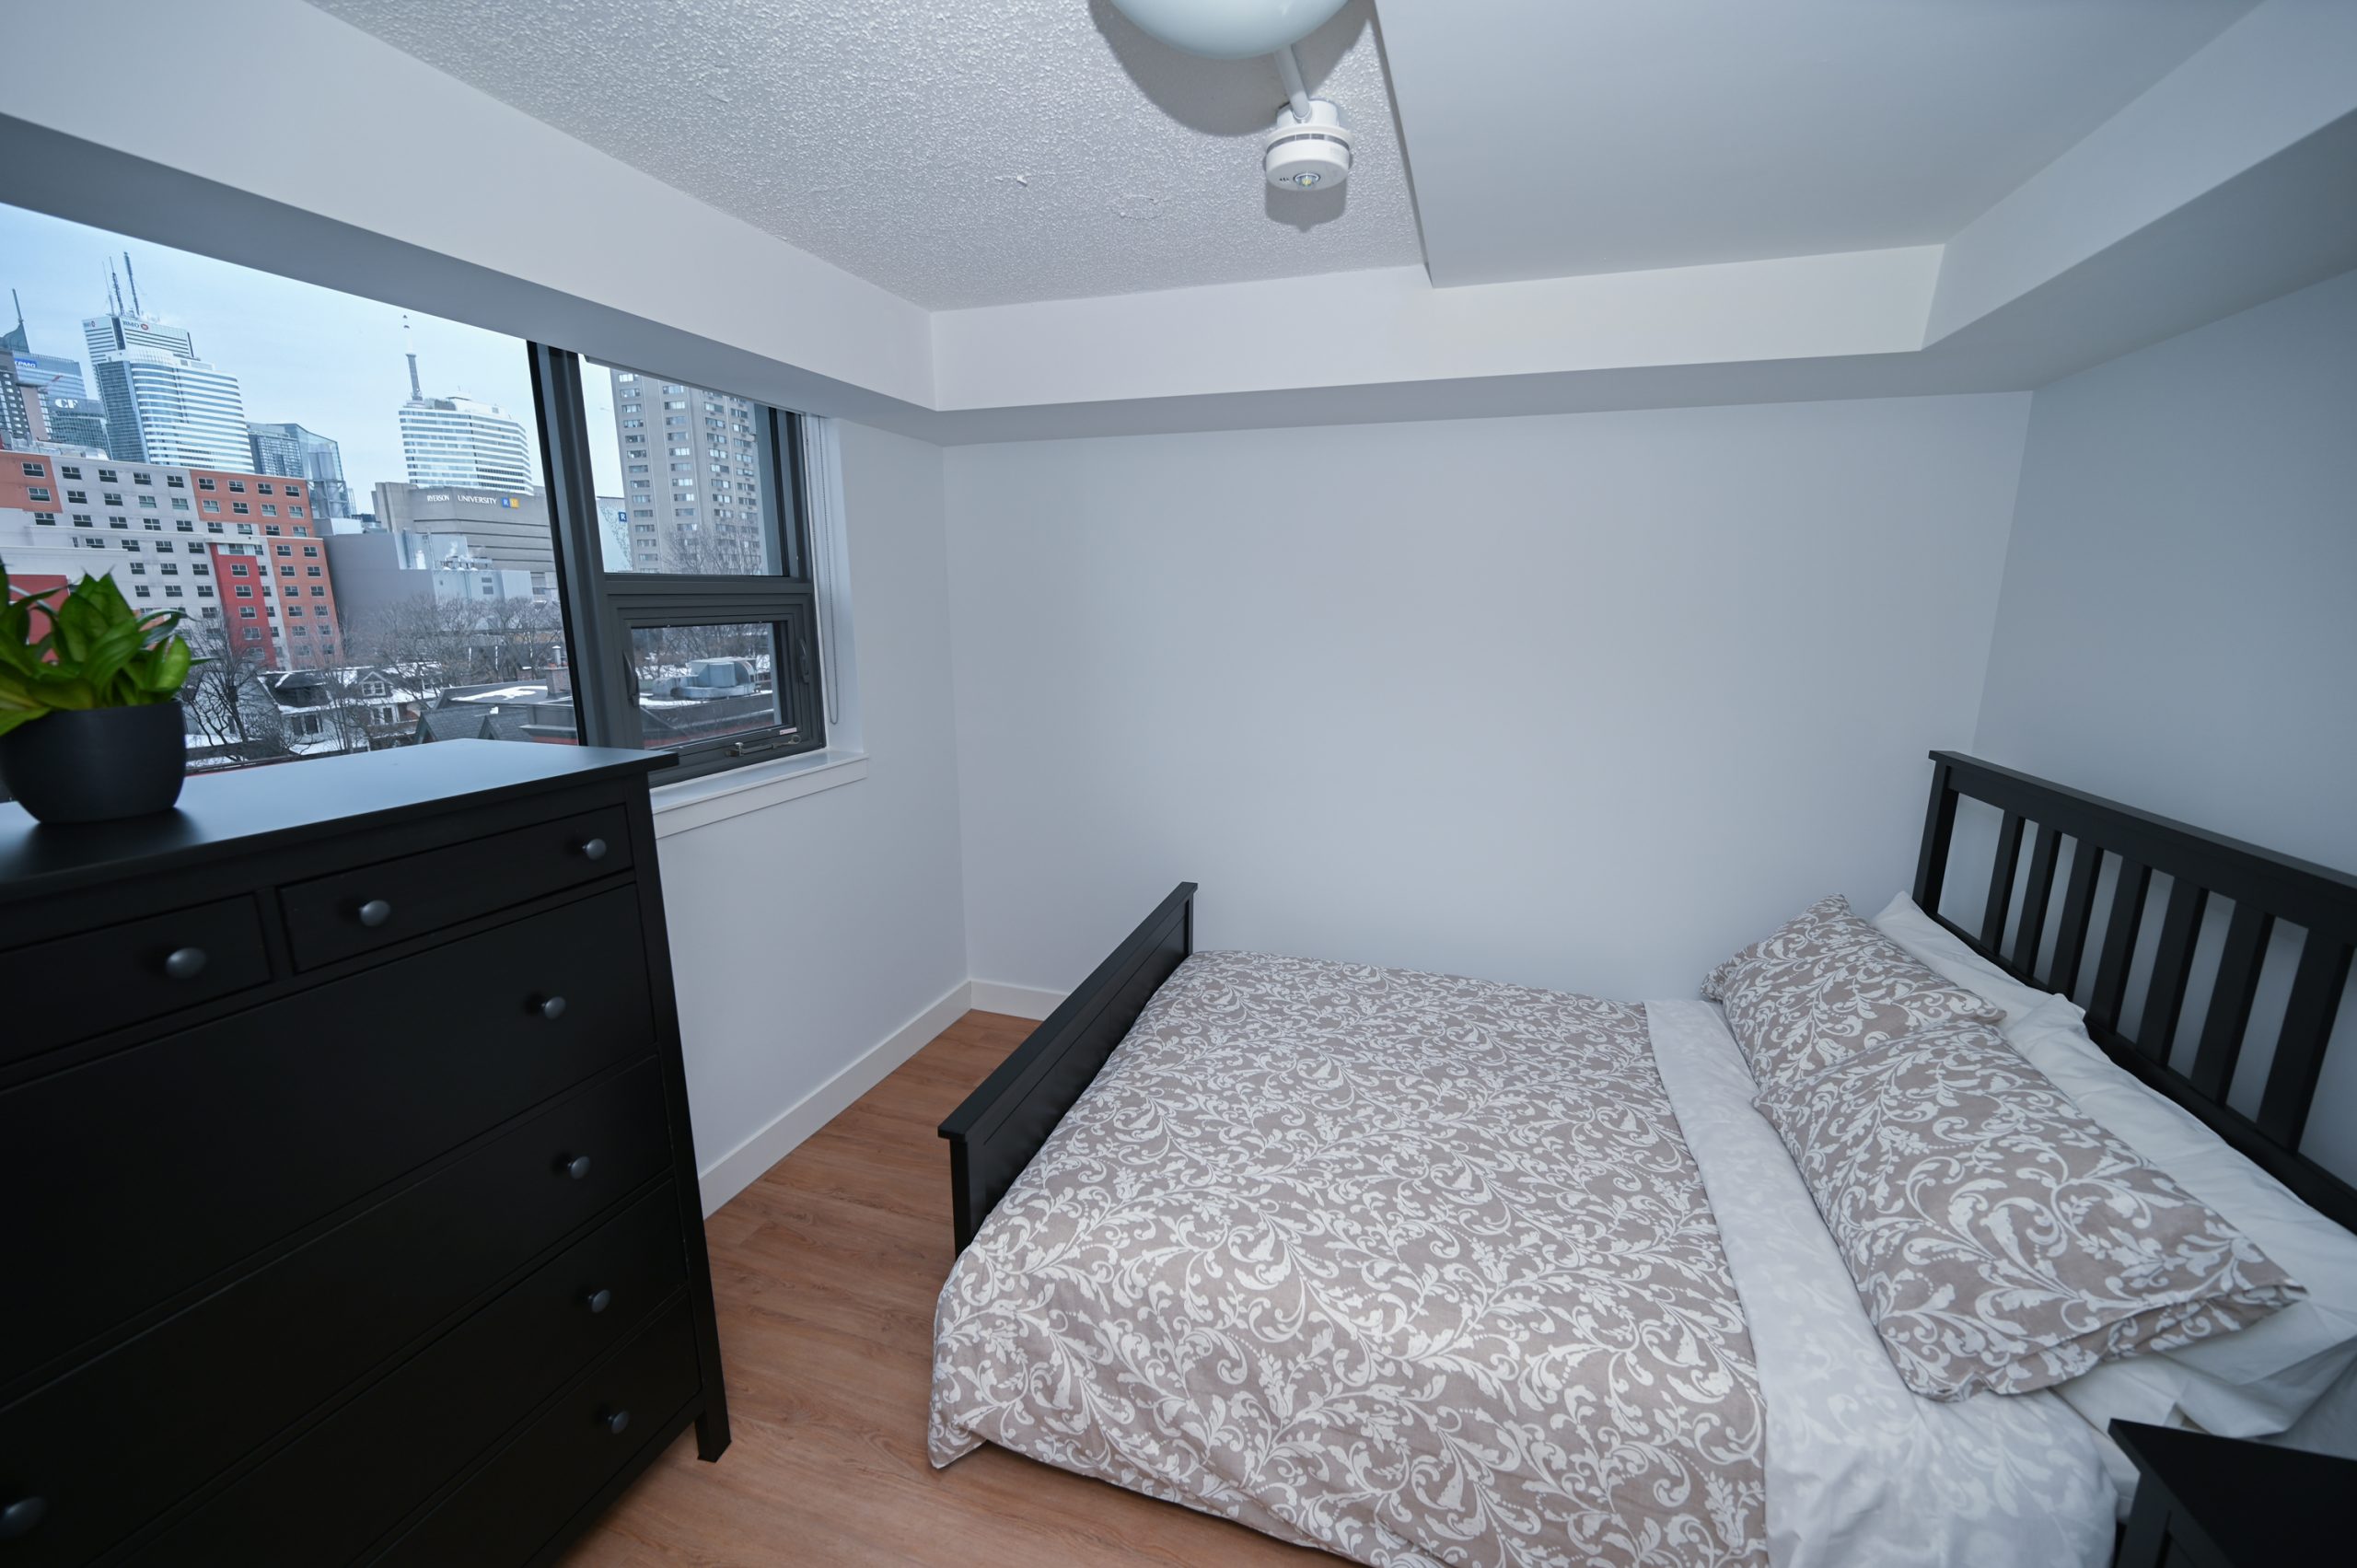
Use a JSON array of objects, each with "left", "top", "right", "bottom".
[{"left": 2, "top": 199, "right": 582, "bottom": 505}]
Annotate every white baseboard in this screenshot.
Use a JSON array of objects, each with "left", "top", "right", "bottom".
[
  {"left": 968, "top": 979, "right": 1069, "bottom": 1021},
  {"left": 694, "top": 978, "right": 973, "bottom": 1216}
]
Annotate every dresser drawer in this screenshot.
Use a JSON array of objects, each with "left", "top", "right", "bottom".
[
  {"left": 0, "top": 896, "right": 269, "bottom": 1068},
  {"left": 372, "top": 1300, "right": 701, "bottom": 1568},
  {"left": 0, "top": 1068, "right": 676, "bottom": 1568},
  {"left": 0, "top": 887, "right": 656, "bottom": 1388},
  {"left": 123, "top": 1181, "right": 688, "bottom": 1567},
  {"left": 280, "top": 805, "right": 631, "bottom": 970}
]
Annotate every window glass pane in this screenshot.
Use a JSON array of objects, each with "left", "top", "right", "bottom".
[
  {"left": 630, "top": 622, "right": 790, "bottom": 750},
  {"left": 582, "top": 361, "right": 773, "bottom": 575},
  {"left": 0, "top": 199, "right": 575, "bottom": 769}
]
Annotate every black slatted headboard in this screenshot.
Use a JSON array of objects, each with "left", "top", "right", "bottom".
[{"left": 1914, "top": 750, "right": 2357, "bottom": 1233}]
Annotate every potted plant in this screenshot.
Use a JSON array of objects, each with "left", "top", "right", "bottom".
[{"left": 0, "top": 557, "right": 201, "bottom": 824}]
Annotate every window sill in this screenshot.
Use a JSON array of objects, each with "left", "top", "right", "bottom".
[{"left": 649, "top": 748, "right": 868, "bottom": 838}]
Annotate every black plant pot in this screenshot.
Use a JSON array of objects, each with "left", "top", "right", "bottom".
[{"left": 0, "top": 702, "right": 189, "bottom": 825}]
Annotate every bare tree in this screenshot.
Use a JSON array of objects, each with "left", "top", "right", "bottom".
[
  {"left": 180, "top": 621, "right": 290, "bottom": 765},
  {"left": 343, "top": 591, "right": 569, "bottom": 693}
]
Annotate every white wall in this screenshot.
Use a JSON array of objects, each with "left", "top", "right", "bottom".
[
  {"left": 945, "top": 394, "right": 2030, "bottom": 1001},
  {"left": 1975, "top": 266, "right": 2357, "bottom": 871},
  {"left": 1971, "top": 265, "right": 2357, "bottom": 1180},
  {"left": 656, "top": 422, "right": 968, "bottom": 1202}
]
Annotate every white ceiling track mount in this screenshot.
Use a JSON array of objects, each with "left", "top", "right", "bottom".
[{"left": 1108, "top": 0, "right": 1354, "bottom": 193}]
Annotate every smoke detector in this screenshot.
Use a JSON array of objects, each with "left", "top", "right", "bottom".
[
  {"left": 1108, "top": 0, "right": 1356, "bottom": 197},
  {"left": 1265, "top": 99, "right": 1351, "bottom": 191}
]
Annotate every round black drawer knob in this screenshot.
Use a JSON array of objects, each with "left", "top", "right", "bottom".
[
  {"left": 560, "top": 1153, "right": 593, "bottom": 1181},
  {"left": 0, "top": 1495, "right": 48, "bottom": 1539},
  {"left": 163, "top": 947, "right": 209, "bottom": 981},
  {"left": 584, "top": 1287, "right": 613, "bottom": 1315},
  {"left": 355, "top": 899, "right": 394, "bottom": 928},
  {"left": 536, "top": 995, "right": 569, "bottom": 1021},
  {"left": 599, "top": 1408, "right": 631, "bottom": 1436},
  {"left": 579, "top": 837, "right": 610, "bottom": 862}
]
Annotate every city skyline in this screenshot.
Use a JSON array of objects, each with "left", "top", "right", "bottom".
[{"left": 2, "top": 200, "right": 553, "bottom": 508}]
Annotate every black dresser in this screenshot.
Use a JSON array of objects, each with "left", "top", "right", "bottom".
[{"left": 0, "top": 741, "right": 727, "bottom": 1566}]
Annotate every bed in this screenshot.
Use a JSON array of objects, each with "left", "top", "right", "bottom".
[{"left": 929, "top": 752, "right": 2357, "bottom": 1567}]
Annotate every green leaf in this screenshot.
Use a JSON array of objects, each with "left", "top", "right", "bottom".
[
  {"left": 146, "top": 636, "right": 193, "bottom": 694},
  {"left": 28, "top": 675, "right": 97, "bottom": 711}
]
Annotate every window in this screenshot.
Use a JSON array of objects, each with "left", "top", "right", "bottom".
[
  {"left": 554, "top": 353, "right": 825, "bottom": 777},
  {"left": 4, "top": 199, "right": 828, "bottom": 786},
  {"left": 26, "top": 486, "right": 51, "bottom": 502}
]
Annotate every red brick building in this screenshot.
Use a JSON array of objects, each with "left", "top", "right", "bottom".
[{"left": 186, "top": 468, "right": 344, "bottom": 668}]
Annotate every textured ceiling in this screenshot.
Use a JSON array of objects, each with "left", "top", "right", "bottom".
[{"left": 306, "top": 0, "right": 1423, "bottom": 310}]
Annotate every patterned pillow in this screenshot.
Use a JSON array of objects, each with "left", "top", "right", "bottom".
[
  {"left": 1703, "top": 894, "right": 2003, "bottom": 1086},
  {"left": 1754, "top": 1019, "right": 2304, "bottom": 1400}
]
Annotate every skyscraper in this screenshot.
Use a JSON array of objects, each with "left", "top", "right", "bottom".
[
  {"left": 0, "top": 357, "right": 32, "bottom": 448},
  {"left": 83, "top": 261, "right": 250, "bottom": 468},
  {"left": 41, "top": 395, "right": 109, "bottom": 454},
  {"left": 249, "top": 421, "right": 354, "bottom": 519},
  {"left": 6, "top": 288, "right": 90, "bottom": 437},
  {"left": 599, "top": 365, "right": 766, "bottom": 572},
  {"left": 398, "top": 347, "right": 533, "bottom": 491},
  {"left": 88, "top": 349, "right": 252, "bottom": 467}
]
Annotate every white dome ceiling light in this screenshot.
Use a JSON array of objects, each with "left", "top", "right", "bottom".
[{"left": 1105, "top": 0, "right": 1354, "bottom": 193}]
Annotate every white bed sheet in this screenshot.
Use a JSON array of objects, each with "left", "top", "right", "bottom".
[{"left": 1645, "top": 1000, "right": 2119, "bottom": 1568}]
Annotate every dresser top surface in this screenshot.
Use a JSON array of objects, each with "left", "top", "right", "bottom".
[{"left": 0, "top": 741, "right": 670, "bottom": 900}]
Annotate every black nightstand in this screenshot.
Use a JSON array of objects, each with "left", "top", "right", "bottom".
[{"left": 2112, "top": 1420, "right": 2351, "bottom": 1567}]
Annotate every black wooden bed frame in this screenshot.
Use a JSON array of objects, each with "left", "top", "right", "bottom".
[
  {"left": 942, "top": 751, "right": 2357, "bottom": 1250},
  {"left": 1914, "top": 749, "right": 2356, "bottom": 1235},
  {"left": 937, "top": 882, "right": 1196, "bottom": 1253}
]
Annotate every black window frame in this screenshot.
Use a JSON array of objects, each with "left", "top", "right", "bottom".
[{"left": 530, "top": 344, "right": 825, "bottom": 784}]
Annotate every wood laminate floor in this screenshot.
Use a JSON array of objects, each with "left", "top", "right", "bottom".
[{"left": 559, "top": 1010, "right": 1326, "bottom": 1568}]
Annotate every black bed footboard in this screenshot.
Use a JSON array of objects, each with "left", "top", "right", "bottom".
[{"left": 939, "top": 882, "right": 1197, "bottom": 1253}]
